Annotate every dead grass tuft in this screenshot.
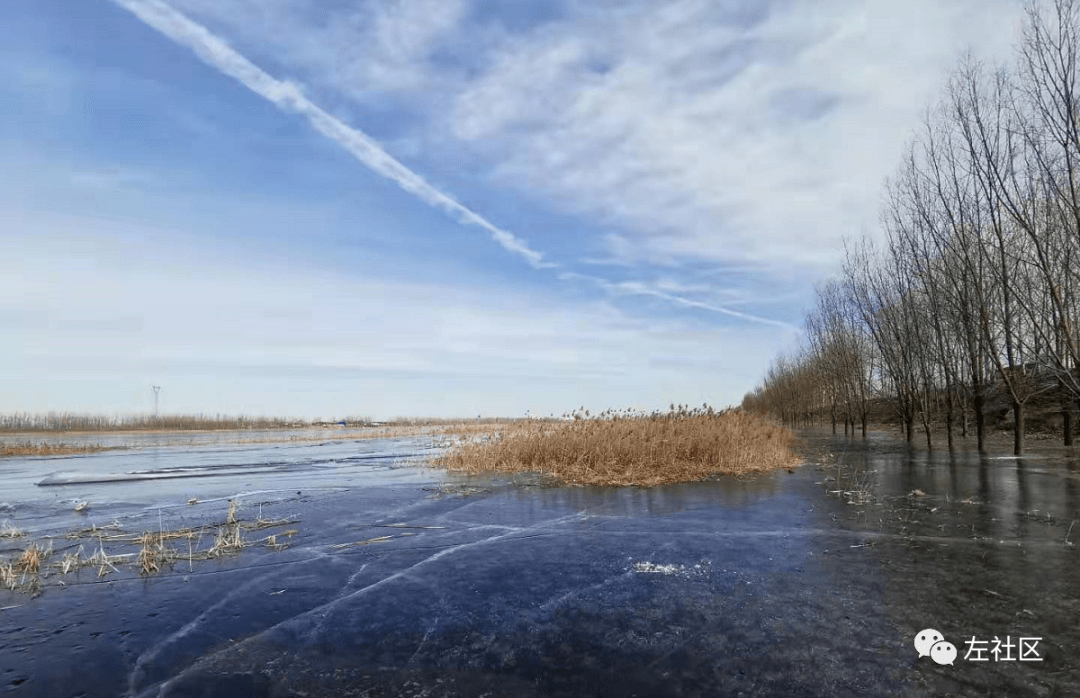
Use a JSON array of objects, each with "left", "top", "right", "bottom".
[
  {"left": 16, "top": 542, "right": 48, "bottom": 577},
  {"left": 1, "top": 500, "right": 299, "bottom": 595},
  {"left": 263, "top": 533, "right": 293, "bottom": 551},
  {"left": 58, "top": 547, "right": 83, "bottom": 575},
  {"left": 87, "top": 544, "right": 121, "bottom": 578},
  {"left": 0, "top": 561, "right": 16, "bottom": 590},
  {"left": 435, "top": 406, "right": 801, "bottom": 486},
  {"left": 208, "top": 524, "right": 245, "bottom": 557},
  {"left": 137, "top": 532, "right": 167, "bottom": 575}
]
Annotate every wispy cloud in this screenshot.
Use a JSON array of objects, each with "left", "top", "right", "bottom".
[
  {"left": 2, "top": 221, "right": 789, "bottom": 416},
  {"left": 108, "top": 0, "right": 549, "bottom": 269},
  {"left": 108, "top": 0, "right": 801, "bottom": 329},
  {"left": 558, "top": 272, "right": 799, "bottom": 331},
  {"left": 447, "top": 0, "right": 1025, "bottom": 269},
  {"left": 140, "top": 0, "right": 1027, "bottom": 316}
]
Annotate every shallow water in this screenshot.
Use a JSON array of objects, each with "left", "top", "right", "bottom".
[{"left": 1, "top": 428, "right": 1078, "bottom": 697}]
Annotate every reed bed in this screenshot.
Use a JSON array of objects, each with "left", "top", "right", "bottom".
[
  {"left": 0, "top": 424, "right": 476, "bottom": 459},
  {"left": 0, "top": 441, "right": 123, "bottom": 458},
  {"left": 435, "top": 406, "right": 801, "bottom": 486}
]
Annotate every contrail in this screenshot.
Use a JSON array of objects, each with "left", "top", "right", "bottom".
[
  {"left": 559, "top": 272, "right": 800, "bottom": 331},
  {"left": 110, "top": 0, "right": 795, "bottom": 331},
  {"left": 108, "top": 0, "right": 549, "bottom": 269}
]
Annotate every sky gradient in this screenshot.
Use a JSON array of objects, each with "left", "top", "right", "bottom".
[{"left": 3, "top": 0, "right": 1026, "bottom": 419}]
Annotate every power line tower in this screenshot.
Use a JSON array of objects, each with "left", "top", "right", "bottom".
[{"left": 151, "top": 386, "right": 161, "bottom": 417}]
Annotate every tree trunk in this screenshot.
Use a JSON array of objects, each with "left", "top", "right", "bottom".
[
  {"left": 973, "top": 392, "right": 986, "bottom": 452},
  {"left": 861, "top": 412, "right": 868, "bottom": 438},
  {"left": 905, "top": 415, "right": 914, "bottom": 444},
  {"left": 945, "top": 409, "right": 954, "bottom": 452},
  {"left": 1013, "top": 401, "right": 1024, "bottom": 456},
  {"left": 1063, "top": 404, "right": 1073, "bottom": 447}
]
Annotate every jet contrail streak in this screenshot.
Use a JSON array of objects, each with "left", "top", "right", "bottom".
[
  {"left": 108, "top": 0, "right": 549, "bottom": 269},
  {"left": 110, "top": 0, "right": 794, "bottom": 331}
]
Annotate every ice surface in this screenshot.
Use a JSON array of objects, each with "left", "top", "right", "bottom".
[{"left": 1, "top": 429, "right": 1079, "bottom": 697}]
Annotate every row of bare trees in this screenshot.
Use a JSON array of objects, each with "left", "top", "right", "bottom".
[{"left": 744, "top": 0, "right": 1080, "bottom": 455}]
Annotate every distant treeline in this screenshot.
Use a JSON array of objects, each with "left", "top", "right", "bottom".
[
  {"left": 744, "top": 0, "right": 1080, "bottom": 455},
  {"left": 0, "top": 412, "right": 318, "bottom": 432},
  {"left": 384, "top": 416, "right": 518, "bottom": 426},
  {"left": 0, "top": 412, "right": 531, "bottom": 432}
]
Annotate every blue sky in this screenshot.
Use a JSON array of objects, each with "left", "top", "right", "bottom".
[{"left": 2, "top": 0, "right": 1025, "bottom": 419}]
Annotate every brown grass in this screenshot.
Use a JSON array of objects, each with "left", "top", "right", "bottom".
[
  {"left": 0, "top": 441, "right": 123, "bottom": 458},
  {"left": 434, "top": 406, "right": 802, "bottom": 486},
  {"left": 136, "top": 532, "right": 168, "bottom": 575},
  {"left": 0, "top": 501, "right": 300, "bottom": 594},
  {"left": 0, "top": 424, "right": 485, "bottom": 460},
  {"left": 15, "top": 542, "right": 49, "bottom": 578},
  {"left": 208, "top": 524, "right": 245, "bottom": 557}
]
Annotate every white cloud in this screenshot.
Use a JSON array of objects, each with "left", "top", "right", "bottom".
[
  {"left": 108, "top": 0, "right": 549, "bottom": 269},
  {"left": 141, "top": 0, "right": 1029, "bottom": 300},
  {"left": 168, "top": 0, "right": 470, "bottom": 99},
  {"left": 1, "top": 219, "right": 791, "bottom": 416},
  {"left": 445, "top": 0, "right": 1025, "bottom": 269},
  {"left": 105, "top": 0, "right": 811, "bottom": 328}
]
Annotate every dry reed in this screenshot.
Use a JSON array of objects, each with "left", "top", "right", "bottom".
[
  {"left": 137, "top": 532, "right": 166, "bottom": 575},
  {"left": 0, "top": 500, "right": 300, "bottom": 594},
  {"left": 16, "top": 542, "right": 49, "bottom": 578},
  {"left": 87, "top": 544, "right": 121, "bottom": 578},
  {"left": 58, "top": 547, "right": 82, "bottom": 575},
  {"left": 0, "top": 441, "right": 121, "bottom": 458},
  {"left": 0, "top": 561, "right": 15, "bottom": 590},
  {"left": 0, "top": 521, "right": 24, "bottom": 538},
  {"left": 435, "top": 406, "right": 801, "bottom": 486},
  {"left": 208, "top": 524, "right": 245, "bottom": 557}
]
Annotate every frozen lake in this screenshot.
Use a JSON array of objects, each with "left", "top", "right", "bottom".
[
  {"left": 0, "top": 429, "right": 448, "bottom": 536},
  {"left": 1, "top": 428, "right": 1078, "bottom": 697}
]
